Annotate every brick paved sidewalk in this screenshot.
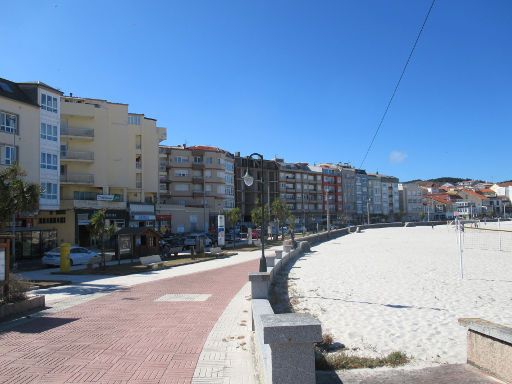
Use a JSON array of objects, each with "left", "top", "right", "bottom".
[{"left": 0, "top": 259, "right": 258, "bottom": 384}]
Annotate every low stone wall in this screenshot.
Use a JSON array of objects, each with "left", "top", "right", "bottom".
[
  {"left": 459, "top": 318, "right": 512, "bottom": 383},
  {"left": 0, "top": 295, "right": 45, "bottom": 321},
  {"left": 250, "top": 242, "right": 322, "bottom": 384}
]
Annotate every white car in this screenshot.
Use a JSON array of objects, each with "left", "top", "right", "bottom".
[{"left": 42, "top": 246, "right": 98, "bottom": 267}]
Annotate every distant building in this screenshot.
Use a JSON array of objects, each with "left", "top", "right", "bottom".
[
  {"left": 160, "top": 145, "right": 235, "bottom": 232},
  {"left": 399, "top": 182, "right": 424, "bottom": 221}
]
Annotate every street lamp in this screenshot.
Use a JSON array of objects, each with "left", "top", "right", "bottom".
[{"left": 243, "top": 153, "right": 267, "bottom": 272}]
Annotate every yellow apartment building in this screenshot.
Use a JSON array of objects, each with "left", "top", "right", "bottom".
[{"left": 38, "top": 95, "right": 166, "bottom": 246}]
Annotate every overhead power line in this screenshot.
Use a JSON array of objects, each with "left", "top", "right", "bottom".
[{"left": 359, "top": 0, "right": 436, "bottom": 169}]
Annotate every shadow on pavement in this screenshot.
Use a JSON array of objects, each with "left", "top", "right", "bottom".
[
  {"left": 34, "top": 283, "right": 128, "bottom": 297},
  {"left": 11, "top": 316, "right": 78, "bottom": 334}
]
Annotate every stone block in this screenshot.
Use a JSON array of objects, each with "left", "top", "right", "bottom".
[
  {"left": 261, "top": 313, "right": 322, "bottom": 344},
  {"left": 266, "top": 255, "right": 276, "bottom": 268},
  {"left": 274, "top": 250, "right": 283, "bottom": 259},
  {"left": 261, "top": 313, "right": 321, "bottom": 384},
  {"left": 249, "top": 272, "right": 270, "bottom": 300},
  {"left": 459, "top": 318, "right": 512, "bottom": 383}
]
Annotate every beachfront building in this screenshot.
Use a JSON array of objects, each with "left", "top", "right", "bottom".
[
  {"left": 355, "top": 169, "right": 369, "bottom": 222},
  {"left": 318, "top": 164, "right": 344, "bottom": 226},
  {"left": 338, "top": 164, "right": 357, "bottom": 222},
  {"left": 160, "top": 145, "right": 235, "bottom": 232},
  {"left": 367, "top": 173, "right": 400, "bottom": 221},
  {"left": 275, "top": 160, "right": 324, "bottom": 230},
  {"left": 51, "top": 95, "right": 166, "bottom": 246},
  {"left": 0, "top": 78, "right": 63, "bottom": 260},
  {"left": 399, "top": 182, "right": 425, "bottom": 221},
  {"left": 234, "top": 153, "right": 279, "bottom": 225}
]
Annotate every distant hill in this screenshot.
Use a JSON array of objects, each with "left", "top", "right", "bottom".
[{"left": 402, "top": 177, "right": 483, "bottom": 184}]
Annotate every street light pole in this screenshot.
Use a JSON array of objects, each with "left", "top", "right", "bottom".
[
  {"left": 243, "top": 153, "right": 267, "bottom": 272},
  {"left": 366, "top": 198, "right": 371, "bottom": 225}
]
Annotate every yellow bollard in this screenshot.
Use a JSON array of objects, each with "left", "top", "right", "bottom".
[{"left": 60, "top": 243, "right": 71, "bottom": 272}]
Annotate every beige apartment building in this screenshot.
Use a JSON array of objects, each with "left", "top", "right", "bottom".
[
  {"left": 159, "top": 145, "right": 235, "bottom": 232},
  {"left": 38, "top": 95, "right": 166, "bottom": 246}
]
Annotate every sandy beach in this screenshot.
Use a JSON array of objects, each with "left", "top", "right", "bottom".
[{"left": 287, "top": 224, "right": 512, "bottom": 367}]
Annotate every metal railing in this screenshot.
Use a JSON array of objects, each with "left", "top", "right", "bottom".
[
  {"left": 60, "top": 173, "right": 94, "bottom": 184},
  {"left": 60, "top": 126, "right": 94, "bottom": 138},
  {"left": 60, "top": 150, "right": 94, "bottom": 161}
]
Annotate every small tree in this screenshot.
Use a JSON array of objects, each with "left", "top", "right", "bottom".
[
  {"left": 226, "top": 207, "right": 241, "bottom": 249},
  {"left": 271, "top": 199, "right": 290, "bottom": 240},
  {"left": 0, "top": 165, "right": 39, "bottom": 229},
  {"left": 89, "top": 209, "right": 116, "bottom": 269}
]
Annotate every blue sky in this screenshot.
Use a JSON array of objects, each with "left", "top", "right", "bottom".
[{"left": 2, "top": 0, "right": 511, "bottom": 182}]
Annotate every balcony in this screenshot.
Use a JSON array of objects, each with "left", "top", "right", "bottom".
[
  {"left": 61, "top": 199, "right": 126, "bottom": 210},
  {"left": 60, "top": 126, "right": 94, "bottom": 140},
  {"left": 192, "top": 162, "right": 204, "bottom": 170},
  {"left": 60, "top": 150, "right": 94, "bottom": 162},
  {"left": 60, "top": 173, "right": 94, "bottom": 185},
  {"left": 192, "top": 176, "right": 204, "bottom": 184}
]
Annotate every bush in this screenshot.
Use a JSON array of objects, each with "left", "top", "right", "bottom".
[
  {"left": 315, "top": 348, "right": 409, "bottom": 370},
  {"left": 0, "top": 274, "right": 31, "bottom": 304}
]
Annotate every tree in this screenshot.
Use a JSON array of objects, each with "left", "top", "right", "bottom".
[
  {"left": 225, "top": 207, "right": 241, "bottom": 249},
  {"left": 271, "top": 199, "right": 290, "bottom": 240},
  {"left": 89, "top": 209, "right": 116, "bottom": 269},
  {"left": 0, "top": 165, "right": 39, "bottom": 229}
]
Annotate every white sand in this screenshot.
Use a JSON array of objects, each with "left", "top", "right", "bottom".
[{"left": 288, "top": 224, "right": 512, "bottom": 367}]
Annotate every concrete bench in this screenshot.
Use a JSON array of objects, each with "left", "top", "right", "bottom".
[
  {"left": 459, "top": 318, "right": 512, "bottom": 383},
  {"left": 140, "top": 255, "right": 165, "bottom": 270}
]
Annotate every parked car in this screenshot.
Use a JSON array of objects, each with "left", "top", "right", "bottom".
[
  {"left": 159, "top": 237, "right": 184, "bottom": 257},
  {"left": 42, "top": 246, "right": 98, "bottom": 267},
  {"left": 184, "top": 233, "right": 213, "bottom": 249}
]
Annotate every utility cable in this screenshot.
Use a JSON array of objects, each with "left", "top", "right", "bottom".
[{"left": 359, "top": 0, "right": 436, "bottom": 168}]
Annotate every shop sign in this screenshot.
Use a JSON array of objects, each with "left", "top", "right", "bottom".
[
  {"left": 97, "top": 195, "right": 115, "bottom": 201},
  {"left": 156, "top": 215, "right": 172, "bottom": 220},
  {"left": 133, "top": 214, "right": 156, "bottom": 221}
]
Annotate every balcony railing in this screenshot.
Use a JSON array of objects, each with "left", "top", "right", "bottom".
[
  {"left": 61, "top": 150, "right": 94, "bottom": 161},
  {"left": 60, "top": 126, "right": 94, "bottom": 138},
  {"left": 60, "top": 173, "right": 94, "bottom": 184}
]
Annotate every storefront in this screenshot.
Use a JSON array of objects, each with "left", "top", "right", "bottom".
[
  {"left": 4, "top": 227, "right": 58, "bottom": 261},
  {"left": 75, "top": 209, "right": 128, "bottom": 246},
  {"left": 129, "top": 203, "right": 156, "bottom": 228}
]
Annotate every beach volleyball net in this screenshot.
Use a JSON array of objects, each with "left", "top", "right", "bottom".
[
  {"left": 453, "top": 219, "right": 512, "bottom": 279},
  {"left": 459, "top": 220, "right": 512, "bottom": 253}
]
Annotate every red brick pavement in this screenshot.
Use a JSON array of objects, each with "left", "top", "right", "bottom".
[{"left": 0, "top": 259, "right": 258, "bottom": 384}]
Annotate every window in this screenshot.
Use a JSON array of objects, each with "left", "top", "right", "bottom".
[
  {"left": 41, "top": 182, "right": 58, "bottom": 200},
  {"left": 128, "top": 115, "right": 141, "bottom": 125},
  {"left": 205, "top": 157, "right": 213, "bottom": 164},
  {"left": 2, "top": 146, "right": 16, "bottom": 165},
  {"left": 41, "top": 94, "right": 58, "bottom": 113},
  {"left": 193, "top": 156, "right": 203, "bottom": 163},
  {"left": 136, "top": 173, "right": 142, "bottom": 188},
  {"left": 135, "top": 135, "right": 142, "bottom": 149},
  {"left": 175, "top": 169, "right": 189, "bottom": 177},
  {"left": 40, "top": 123, "right": 58, "bottom": 141},
  {"left": 174, "top": 156, "right": 189, "bottom": 163},
  {"left": 0, "top": 112, "right": 17, "bottom": 134},
  {"left": 175, "top": 183, "right": 189, "bottom": 192},
  {"left": 40, "top": 152, "right": 58, "bottom": 170}
]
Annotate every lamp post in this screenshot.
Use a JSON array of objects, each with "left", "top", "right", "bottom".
[
  {"left": 366, "top": 197, "right": 371, "bottom": 225},
  {"left": 242, "top": 153, "right": 267, "bottom": 272}
]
